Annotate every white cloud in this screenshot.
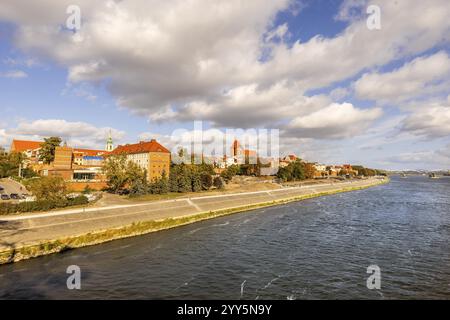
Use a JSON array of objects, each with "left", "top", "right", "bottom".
[
  {"left": 354, "top": 51, "right": 450, "bottom": 103},
  {"left": 170, "top": 82, "right": 332, "bottom": 127},
  {"left": 0, "top": 70, "right": 28, "bottom": 78},
  {"left": 286, "top": 103, "right": 382, "bottom": 139},
  {"left": 10, "top": 119, "right": 125, "bottom": 149},
  {"left": 387, "top": 147, "right": 450, "bottom": 169},
  {"left": 401, "top": 104, "right": 450, "bottom": 139},
  {"left": 1, "top": 0, "right": 449, "bottom": 131}
]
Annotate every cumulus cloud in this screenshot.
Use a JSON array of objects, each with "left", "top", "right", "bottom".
[
  {"left": 9, "top": 119, "right": 125, "bottom": 149},
  {"left": 285, "top": 103, "right": 382, "bottom": 139},
  {"left": 169, "top": 82, "right": 332, "bottom": 127},
  {"left": 0, "top": 0, "right": 449, "bottom": 133},
  {"left": 400, "top": 104, "right": 450, "bottom": 139},
  {"left": 354, "top": 51, "right": 450, "bottom": 103}
]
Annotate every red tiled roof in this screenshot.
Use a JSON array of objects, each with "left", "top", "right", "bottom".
[
  {"left": 73, "top": 148, "right": 106, "bottom": 157},
  {"left": 11, "top": 139, "right": 43, "bottom": 152},
  {"left": 110, "top": 139, "right": 170, "bottom": 155}
]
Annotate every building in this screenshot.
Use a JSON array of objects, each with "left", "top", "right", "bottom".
[
  {"left": 229, "top": 139, "right": 257, "bottom": 165},
  {"left": 73, "top": 148, "right": 108, "bottom": 166},
  {"left": 110, "top": 139, "right": 171, "bottom": 181},
  {"left": 279, "top": 154, "right": 299, "bottom": 168},
  {"left": 341, "top": 164, "right": 359, "bottom": 176},
  {"left": 10, "top": 139, "right": 43, "bottom": 165}
]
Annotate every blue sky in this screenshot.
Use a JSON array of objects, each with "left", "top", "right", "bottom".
[{"left": 0, "top": 0, "right": 449, "bottom": 170}]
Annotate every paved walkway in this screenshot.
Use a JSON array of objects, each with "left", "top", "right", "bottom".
[{"left": 0, "top": 178, "right": 386, "bottom": 250}]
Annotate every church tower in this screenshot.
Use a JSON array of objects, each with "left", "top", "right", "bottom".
[{"left": 105, "top": 130, "right": 114, "bottom": 152}]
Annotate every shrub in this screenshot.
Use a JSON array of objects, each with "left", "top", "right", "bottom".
[
  {"left": 213, "top": 176, "right": 225, "bottom": 190},
  {"left": 0, "top": 196, "right": 88, "bottom": 215},
  {"left": 200, "top": 172, "right": 213, "bottom": 190},
  {"left": 24, "top": 176, "right": 67, "bottom": 201}
]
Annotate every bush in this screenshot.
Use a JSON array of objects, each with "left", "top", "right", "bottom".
[
  {"left": 24, "top": 176, "right": 67, "bottom": 201},
  {"left": 0, "top": 195, "right": 88, "bottom": 215},
  {"left": 213, "top": 176, "right": 225, "bottom": 190},
  {"left": 200, "top": 172, "right": 213, "bottom": 190},
  {"left": 220, "top": 165, "right": 240, "bottom": 183}
]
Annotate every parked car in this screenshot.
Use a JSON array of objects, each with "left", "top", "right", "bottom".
[
  {"left": 21, "top": 193, "right": 29, "bottom": 199},
  {"left": 0, "top": 185, "right": 4, "bottom": 192},
  {"left": 10, "top": 193, "right": 20, "bottom": 200},
  {"left": 1, "top": 194, "right": 10, "bottom": 200}
]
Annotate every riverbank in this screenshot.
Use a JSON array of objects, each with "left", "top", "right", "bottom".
[{"left": 0, "top": 177, "right": 388, "bottom": 264}]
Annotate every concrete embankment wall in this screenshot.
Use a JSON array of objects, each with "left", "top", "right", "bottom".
[{"left": 0, "top": 177, "right": 388, "bottom": 264}]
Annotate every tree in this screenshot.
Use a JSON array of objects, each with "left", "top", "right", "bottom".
[
  {"left": 304, "top": 163, "right": 316, "bottom": 180},
  {"left": 39, "top": 137, "right": 62, "bottom": 164},
  {"left": 213, "top": 176, "right": 225, "bottom": 189},
  {"left": 0, "top": 151, "right": 25, "bottom": 178},
  {"left": 191, "top": 172, "right": 202, "bottom": 192},
  {"left": 25, "top": 176, "right": 67, "bottom": 201},
  {"left": 200, "top": 172, "right": 213, "bottom": 190},
  {"left": 276, "top": 160, "right": 306, "bottom": 182},
  {"left": 103, "top": 154, "right": 129, "bottom": 192},
  {"left": 103, "top": 154, "right": 147, "bottom": 193},
  {"left": 220, "top": 164, "right": 240, "bottom": 183}
]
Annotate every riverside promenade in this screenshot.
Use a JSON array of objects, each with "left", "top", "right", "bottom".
[{"left": 0, "top": 177, "right": 388, "bottom": 263}]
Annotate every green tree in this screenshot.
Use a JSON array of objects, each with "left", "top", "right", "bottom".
[
  {"left": 39, "top": 137, "right": 62, "bottom": 164},
  {"left": 103, "top": 154, "right": 129, "bottom": 192},
  {"left": 25, "top": 176, "right": 67, "bottom": 202},
  {"left": 0, "top": 151, "right": 25, "bottom": 178},
  {"left": 103, "top": 154, "right": 147, "bottom": 194},
  {"left": 276, "top": 160, "right": 306, "bottom": 181},
  {"left": 200, "top": 172, "right": 213, "bottom": 190},
  {"left": 191, "top": 172, "right": 202, "bottom": 192},
  {"left": 213, "top": 176, "right": 225, "bottom": 189},
  {"left": 220, "top": 164, "right": 240, "bottom": 183}
]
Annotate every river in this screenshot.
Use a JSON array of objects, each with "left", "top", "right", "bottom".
[{"left": 0, "top": 176, "right": 449, "bottom": 299}]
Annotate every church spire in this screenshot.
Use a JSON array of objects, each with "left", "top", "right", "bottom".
[{"left": 106, "top": 129, "right": 114, "bottom": 152}]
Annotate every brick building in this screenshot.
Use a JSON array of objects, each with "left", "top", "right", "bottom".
[{"left": 109, "top": 139, "right": 171, "bottom": 182}]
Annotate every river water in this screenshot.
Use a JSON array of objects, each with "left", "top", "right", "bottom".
[{"left": 0, "top": 176, "right": 449, "bottom": 299}]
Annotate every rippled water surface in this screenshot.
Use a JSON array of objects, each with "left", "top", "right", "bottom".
[{"left": 1, "top": 176, "right": 449, "bottom": 299}]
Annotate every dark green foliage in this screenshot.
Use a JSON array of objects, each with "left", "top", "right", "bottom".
[
  {"left": 0, "top": 196, "right": 88, "bottom": 215},
  {"left": 200, "top": 172, "right": 213, "bottom": 190},
  {"left": 0, "top": 151, "right": 25, "bottom": 178},
  {"left": 38, "top": 137, "right": 62, "bottom": 164},
  {"left": 148, "top": 171, "right": 169, "bottom": 194},
  {"left": 213, "top": 176, "right": 225, "bottom": 189},
  {"left": 220, "top": 164, "right": 240, "bottom": 183},
  {"left": 277, "top": 160, "right": 306, "bottom": 182},
  {"left": 168, "top": 164, "right": 214, "bottom": 193}
]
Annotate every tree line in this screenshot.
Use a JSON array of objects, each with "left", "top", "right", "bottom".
[{"left": 103, "top": 154, "right": 227, "bottom": 196}]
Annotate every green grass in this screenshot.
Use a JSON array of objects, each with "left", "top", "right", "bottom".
[{"left": 0, "top": 178, "right": 389, "bottom": 264}]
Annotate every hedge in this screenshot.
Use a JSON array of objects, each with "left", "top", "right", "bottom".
[{"left": 0, "top": 196, "right": 89, "bottom": 215}]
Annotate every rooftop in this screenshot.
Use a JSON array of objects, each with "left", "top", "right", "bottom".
[
  {"left": 11, "top": 139, "right": 43, "bottom": 152},
  {"left": 110, "top": 139, "right": 170, "bottom": 155}
]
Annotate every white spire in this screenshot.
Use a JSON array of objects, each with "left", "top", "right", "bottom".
[{"left": 106, "top": 129, "right": 114, "bottom": 152}]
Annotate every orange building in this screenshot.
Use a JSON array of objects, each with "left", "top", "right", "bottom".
[
  {"left": 10, "top": 139, "right": 43, "bottom": 165},
  {"left": 110, "top": 139, "right": 171, "bottom": 182}
]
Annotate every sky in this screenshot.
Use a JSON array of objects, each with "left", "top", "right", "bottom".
[{"left": 0, "top": 0, "right": 449, "bottom": 170}]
